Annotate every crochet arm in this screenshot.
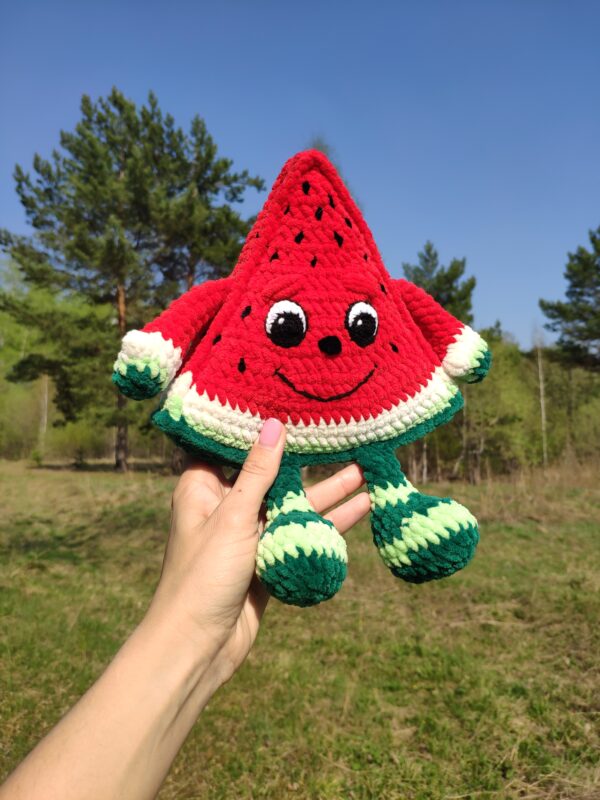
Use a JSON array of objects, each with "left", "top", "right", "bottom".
[
  {"left": 113, "top": 278, "right": 231, "bottom": 400},
  {"left": 393, "top": 279, "right": 491, "bottom": 383}
]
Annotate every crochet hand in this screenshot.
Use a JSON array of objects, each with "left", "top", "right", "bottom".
[
  {"left": 147, "top": 419, "right": 370, "bottom": 684},
  {"left": 462, "top": 345, "right": 492, "bottom": 384},
  {"left": 112, "top": 360, "right": 164, "bottom": 400}
]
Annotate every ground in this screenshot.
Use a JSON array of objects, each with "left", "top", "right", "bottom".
[{"left": 0, "top": 460, "right": 599, "bottom": 800}]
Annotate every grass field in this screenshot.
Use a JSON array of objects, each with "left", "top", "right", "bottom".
[{"left": 1, "top": 460, "right": 599, "bottom": 799}]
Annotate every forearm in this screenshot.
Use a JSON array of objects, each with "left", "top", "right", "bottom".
[{"left": 0, "top": 605, "right": 225, "bottom": 800}]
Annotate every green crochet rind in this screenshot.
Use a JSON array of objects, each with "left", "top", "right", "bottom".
[
  {"left": 151, "top": 390, "right": 464, "bottom": 467},
  {"left": 389, "top": 518, "right": 479, "bottom": 583},
  {"left": 361, "top": 452, "right": 479, "bottom": 583},
  {"left": 112, "top": 364, "right": 163, "bottom": 400},
  {"left": 464, "top": 347, "right": 492, "bottom": 384},
  {"left": 257, "top": 548, "right": 347, "bottom": 607},
  {"left": 153, "top": 394, "right": 477, "bottom": 600}
]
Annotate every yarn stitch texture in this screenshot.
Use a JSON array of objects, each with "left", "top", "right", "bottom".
[{"left": 113, "top": 150, "right": 491, "bottom": 607}]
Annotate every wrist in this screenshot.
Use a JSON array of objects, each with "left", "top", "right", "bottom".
[
  {"left": 140, "top": 593, "right": 235, "bottom": 694},
  {"left": 134, "top": 601, "right": 228, "bottom": 710}
]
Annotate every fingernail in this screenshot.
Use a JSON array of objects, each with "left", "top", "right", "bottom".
[{"left": 259, "top": 418, "right": 283, "bottom": 448}]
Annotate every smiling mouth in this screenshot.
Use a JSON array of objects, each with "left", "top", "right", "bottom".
[{"left": 274, "top": 367, "right": 376, "bottom": 402}]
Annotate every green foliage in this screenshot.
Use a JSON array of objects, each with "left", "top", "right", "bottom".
[
  {"left": 540, "top": 226, "right": 600, "bottom": 368},
  {"left": 403, "top": 241, "right": 476, "bottom": 324},
  {"left": 0, "top": 88, "right": 263, "bottom": 306},
  {"left": 0, "top": 284, "right": 114, "bottom": 423},
  {"left": 464, "top": 332, "right": 539, "bottom": 471},
  {"left": 0, "top": 89, "right": 263, "bottom": 467},
  {"left": 151, "top": 112, "right": 265, "bottom": 290}
]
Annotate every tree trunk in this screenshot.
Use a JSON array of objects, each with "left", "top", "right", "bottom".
[
  {"left": 38, "top": 373, "right": 49, "bottom": 458},
  {"left": 434, "top": 437, "right": 442, "bottom": 482},
  {"left": 170, "top": 447, "right": 186, "bottom": 475},
  {"left": 115, "top": 282, "right": 129, "bottom": 472},
  {"left": 564, "top": 367, "right": 578, "bottom": 464},
  {"left": 421, "top": 439, "right": 428, "bottom": 484},
  {"left": 187, "top": 256, "right": 196, "bottom": 291},
  {"left": 536, "top": 343, "right": 548, "bottom": 468},
  {"left": 452, "top": 387, "right": 468, "bottom": 479},
  {"left": 407, "top": 445, "right": 417, "bottom": 483},
  {"left": 115, "top": 392, "right": 129, "bottom": 472},
  {"left": 470, "top": 435, "right": 485, "bottom": 485}
]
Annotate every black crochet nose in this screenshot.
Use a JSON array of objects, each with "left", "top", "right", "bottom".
[{"left": 318, "top": 335, "right": 342, "bottom": 356}]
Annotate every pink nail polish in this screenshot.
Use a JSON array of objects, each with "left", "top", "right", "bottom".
[{"left": 259, "top": 418, "right": 283, "bottom": 448}]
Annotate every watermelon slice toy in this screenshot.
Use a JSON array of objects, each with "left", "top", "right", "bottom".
[{"left": 113, "top": 150, "right": 491, "bottom": 607}]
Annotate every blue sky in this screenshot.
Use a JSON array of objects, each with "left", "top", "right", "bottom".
[{"left": 1, "top": 0, "right": 599, "bottom": 346}]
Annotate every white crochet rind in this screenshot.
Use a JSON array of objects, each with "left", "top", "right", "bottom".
[
  {"left": 442, "top": 326, "right": 487, "bottom": 378},
  {"left": 114, "top": 330, "right": 182, "bottom": 388},
  {"left": 162, "top": 366, "right": 460, "bottom": 454}
]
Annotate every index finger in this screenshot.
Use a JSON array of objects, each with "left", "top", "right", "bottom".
[{"left": 305, "top": 463, "right": 365, "bottom": 514}]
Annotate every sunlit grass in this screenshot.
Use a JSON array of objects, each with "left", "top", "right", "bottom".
[{"left": 1, "top": 461, "right": 599, "bottom": 799}]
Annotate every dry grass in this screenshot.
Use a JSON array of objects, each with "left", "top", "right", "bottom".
[{"left": 1, "top": 460, "right": 599, "bottom": 799}]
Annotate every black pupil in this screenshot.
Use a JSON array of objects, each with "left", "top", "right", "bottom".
[
  {"left": 269, "top": 312, "right": 305, "bottom": 348},
  {"left": 349, "top": 312, "right": 376, "bottom": 346}
]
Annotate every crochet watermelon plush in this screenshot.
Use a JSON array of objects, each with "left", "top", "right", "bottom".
[{"left": 113, "top": 150, "right": 491, "bottom": 607}]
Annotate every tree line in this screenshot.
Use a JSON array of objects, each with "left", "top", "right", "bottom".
[{"left": 1, "top": 89, "right": 598, "bottom": 478}]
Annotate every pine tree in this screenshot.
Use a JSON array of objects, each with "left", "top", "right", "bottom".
[
  {"left": 539, "top": 226, "right": 600, "bottom": 369},
  {"left": 402, "top": 241, "right": 476, "bottom": 324},
  {"left": 0, "top": 88, "right": 263, "bottom": 470},
  {"left": 402, "top": 242, "right": 477, "bottom": 481}
]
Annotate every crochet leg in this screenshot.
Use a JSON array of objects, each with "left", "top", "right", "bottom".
[
  {"left": 358, "top": 444, "right": 479, "bottom": 583},
  {"left": 256, "top": 454, "right": 347, "bottom": 607}
]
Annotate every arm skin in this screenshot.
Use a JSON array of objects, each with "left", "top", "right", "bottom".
[
  {"left": 393, "top": 279, "right": 491, "bottom": 383},
  {"left": 0, "top": 420, "right": 370, "bottom": 800}
]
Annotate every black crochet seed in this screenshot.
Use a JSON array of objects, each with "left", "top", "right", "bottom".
[
  {"left": 255, "top": 232, "right": 259, "bottom": 238},
  {"left": 241, "top": 305, "right": 251, "bottom": 318},
  {"left": 302, "top": 181, "right": 310, "bottom": 194},
  {"left": 212, "top": 334, "right": 222, "bottom": 345},
  {"left": 310, "top": 256, "right": 317, "bottom": 267},
  {"left": 284, "top": 204, "right": 290, "bottom": 215},
  {"left": 390, "top": 342, "right": 398, "bottom": 353},
  {"left": 328, "top": 193, "right": 335, "bottom": 208},
  {"left": 238, "top": 358, "right": 246, "bottom": 373},
  {"left": 334, "top": 231, "right": 344, "bottom": 247},
  {"left": 295, "top": 231, "right": 304, "bottom": 244},
  {"left": 363, "top": 253, "right": 368, "bottom": 260},
  {"left": 380, "top": 283, "right": 387, "bottom": 294},
  {"left": 315, "top": 206, "right": 323, "bottom": 220},
  {"left": 270, "top": 251, "right": 279, "bottom": 262},
  {"left": 345, "top": 217, "right": 352, "bottom": 228}
]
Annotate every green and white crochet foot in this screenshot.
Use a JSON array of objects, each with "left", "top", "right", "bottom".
[
  {"left": 257, "top": 459, "right": 347, "bottom": 606},
  {"left": 360, "top": 445, "right": 479, "bottom": 583}
]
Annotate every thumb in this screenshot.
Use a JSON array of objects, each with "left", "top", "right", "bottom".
[{"left": 222, "top": 418, "right": 286, "bottom": 524}]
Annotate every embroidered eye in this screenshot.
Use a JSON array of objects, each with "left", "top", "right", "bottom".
[
  {"left": 346, "top": 301, "right": 378, "bottom": 347},
  {"left": 265, "top": 300, "right": 307, "bottom": 348}
]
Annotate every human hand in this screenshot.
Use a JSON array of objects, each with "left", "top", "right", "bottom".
[
  {"left": 0, "top": 419, "right": 369, "bottom": 800},
  {"left": 147, "top": 418, "right": 370, "bottom": 685}
]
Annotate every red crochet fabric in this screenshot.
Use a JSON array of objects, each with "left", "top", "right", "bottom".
[
  {"left": 113, "top": 149, "right": 491, "bottom": 606},
  {"left": 114, "top": 149, "right": 490, "bottom": 462},
  {"left": 142, "top": 151, "right": 462, "bottom": 426}
]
